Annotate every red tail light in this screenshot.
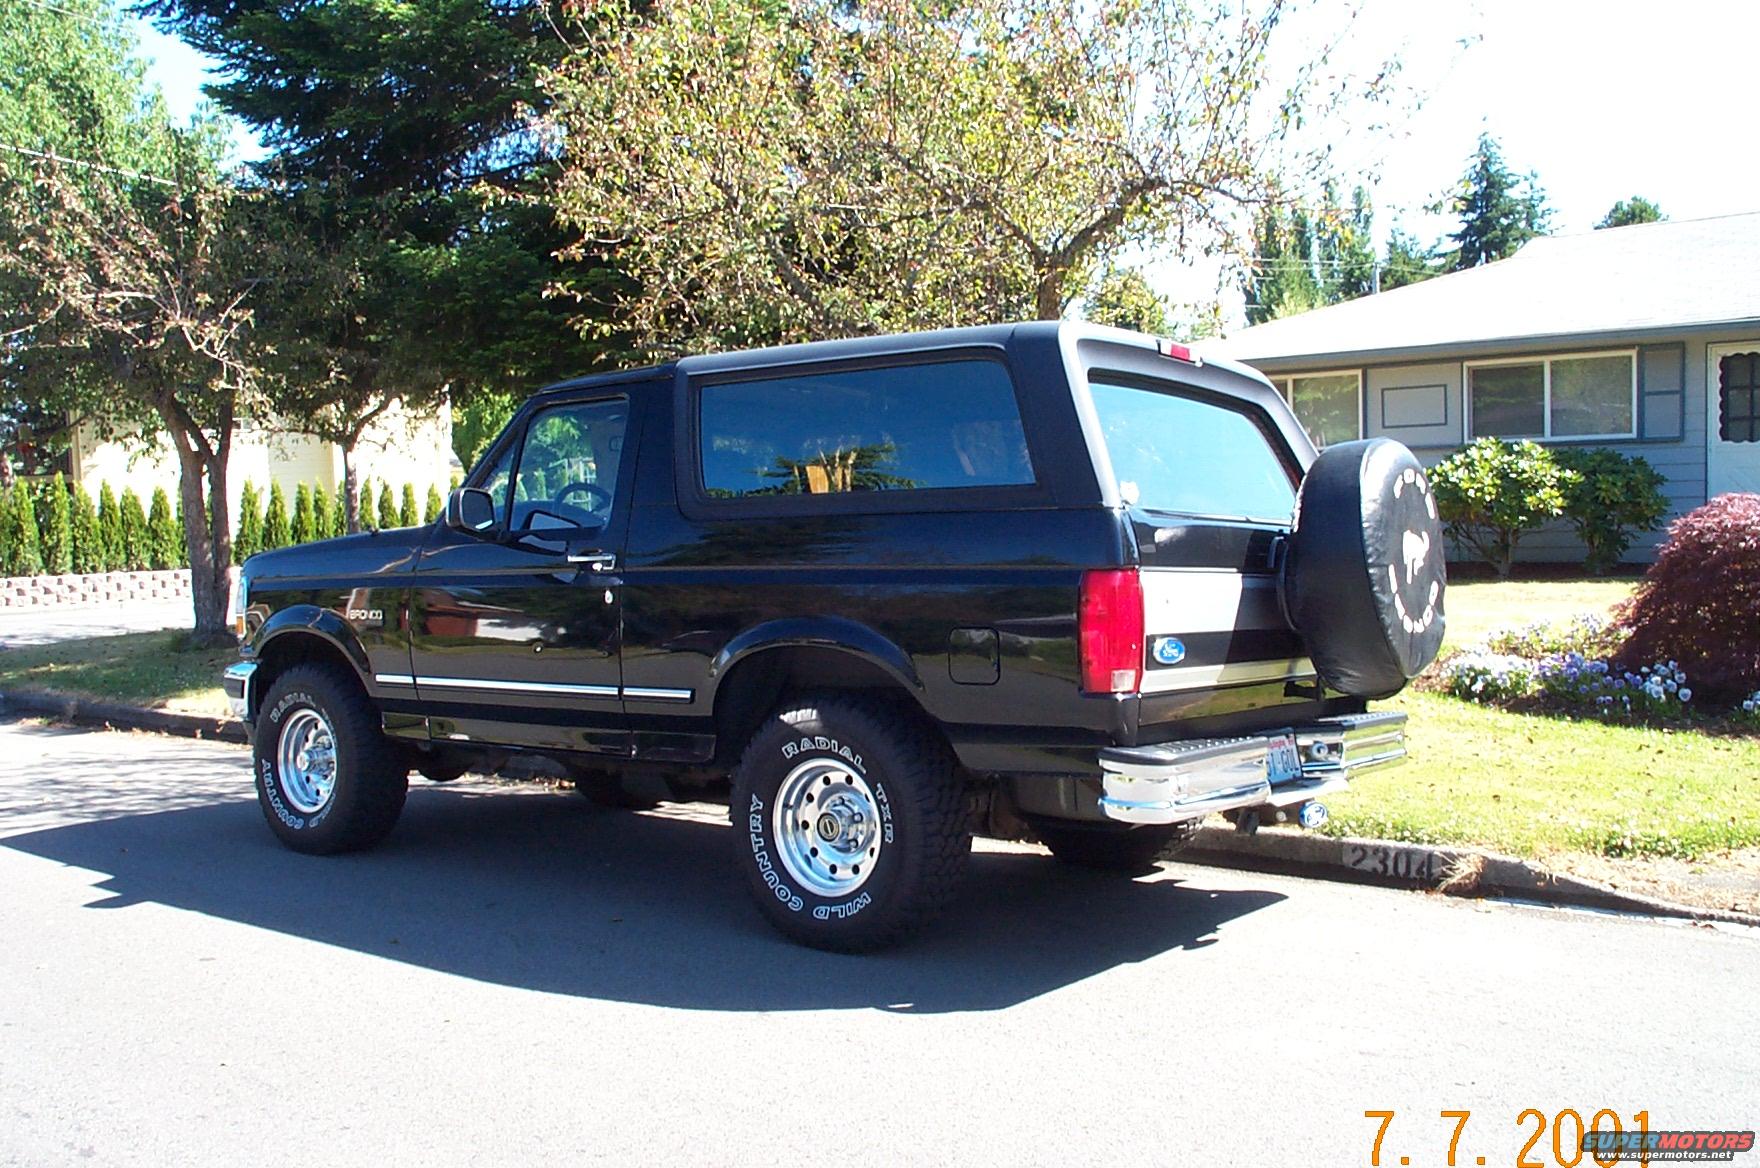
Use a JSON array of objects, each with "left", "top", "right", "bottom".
[{"left": 1079, "top": 568, "right": 1144, "bottom": 694}]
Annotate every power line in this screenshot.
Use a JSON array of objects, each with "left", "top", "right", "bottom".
[{"left": 0, "top": 143, "right": 179, "bottom": 188}]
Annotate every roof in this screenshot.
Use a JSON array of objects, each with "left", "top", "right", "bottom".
[{"left": 1207, "top": 210, "right": 1760, "bottom": 369}]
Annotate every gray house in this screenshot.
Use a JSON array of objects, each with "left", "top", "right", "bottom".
[{"left": 1208, "top": 211, "right": 1760, "bottom": 562}]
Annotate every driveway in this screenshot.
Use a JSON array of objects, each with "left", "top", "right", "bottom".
[{"left": 0, "top": 720, "right": 1754, "bottom": 1166}]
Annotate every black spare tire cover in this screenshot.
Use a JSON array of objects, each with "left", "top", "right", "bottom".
[{"left": 1283, "top": 438, "right": 1446, "bottom": 699}]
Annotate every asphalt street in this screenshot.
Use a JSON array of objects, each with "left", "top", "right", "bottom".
[
  {"left": 0, "top": 599, "right": 190, "bottom": 647},
  {"left": 0, "top": 719, "right": 1754, "bottom": 1167}
]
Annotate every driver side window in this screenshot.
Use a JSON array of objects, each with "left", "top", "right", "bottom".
[{"left": 508, "top": 397, "right": 628, "bottom": 533}]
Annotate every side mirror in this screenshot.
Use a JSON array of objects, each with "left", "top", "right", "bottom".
[{"left": 445, "top": 487, "right": 498, "bottom": 534}]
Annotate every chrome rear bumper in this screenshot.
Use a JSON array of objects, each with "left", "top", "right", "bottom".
[{"left": 1097, "top": 711, "right": 1406, "bottom": 826}]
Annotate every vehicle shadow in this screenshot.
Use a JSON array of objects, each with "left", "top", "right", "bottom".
[{"left": 3, "top": 778, "right": 1286, "bottom": 1014}]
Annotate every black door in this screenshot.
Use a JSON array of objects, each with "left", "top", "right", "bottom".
[{"left": 405, "top": 393, "right": 639, "bottom": 754}]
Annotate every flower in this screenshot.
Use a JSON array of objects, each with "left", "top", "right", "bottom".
[{"left": 1678, "top": 688, "right": 1692, "bottom": 702}]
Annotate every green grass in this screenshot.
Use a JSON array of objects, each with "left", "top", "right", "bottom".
[
  {"left": 1440, "top": 578, "right": 1636, "bottom": 652},
  {"left": 0, "top": 630, "right": 234, "bottom": 717},
  {"left": 1326, "top": 690, "right": 1760, "bottom": 860}
]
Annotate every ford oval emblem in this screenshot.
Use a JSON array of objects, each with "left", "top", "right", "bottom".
[{"left": 1152, "top": 637, "right": 1187, "bottom": 666}]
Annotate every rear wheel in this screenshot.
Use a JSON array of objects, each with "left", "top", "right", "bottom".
[
  {"left": 1035, "top": 820, "right": 1197, "bottom": 874},
  {"left": 253, "top": 663, "right": 407, "bottom": 854},
  {"left": 730, "top": 693, "right": 970, "bottom": 952}
]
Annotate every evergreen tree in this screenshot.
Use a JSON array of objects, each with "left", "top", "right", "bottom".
[
  {"left": 327, "top": 485, "right": 348, "bottom": 538},
  {"left": 376, "top": 481, "right": 399, "bottom": 530},
  {"left": 291, "top": 483, "right": 315, "bottom": 544},
  {"left": 234, "top": 480, "right": 263, "bottom": 563},
  {"left": 1445, "top": 133, "right": 1552, "bottom": 270},
  {"left": 1596, "top": 197, "right": 1664, "bottom": 229},
  {"left": 2, "top": 484, "right": 41, "bottom": 576},
  {"left": 96, "top": 483, "right": 123, "bottom": 571},
  {"left": 41, "top": 474, "right": 72, "bottom": 574},
  {"left": 357, "top": 480, "right": 376, "bottom": 532},
  {"left": 261, "top": 482, "right": 291, "bottom": 551},
  {"left": 424, "top": 484, "right": 444, "bottom": 525},
  {"left": 309, "top": 484, "right": 330, "bottom": 542},
  {"left": 118, "top": 488, "right": 148, "bottom": 571},
  {"left": 1242, "top": 185, "right": 1376, "bottom": 323},
  {"left": 399, "top": 483, "right": 418, "bottom": 528},
  {"left": 69, "top": 484, "right": 101, "bottom": 574},
  {"left": 1381, "top": 226, "right": 1443, "bottom": 290},
  {"left": 146, "top": 486, "right": 180, "bottom": 569}
]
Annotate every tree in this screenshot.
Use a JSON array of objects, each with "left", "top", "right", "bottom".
[
  {"left": 96, "top": 483, "right": 122, "bottom": 571},
  {"left": 399, "top": 483, "right": 419, "bottom": 528},
  {"left": 376, "top": 481, "right": 399, "bottom": 530},
  {"left": 424, "top": 484, "right": 444, "bottom": 524},
  {"left": 69, "top": 483, "right": 101, "bottom": 573},
  {"left": 261, "top": 481, "right": 290, "bottom": 551},
  {"left": 1444, "top": 133, "right": 1552, "bottom": 270},
  {"left": 1381, "top": 225, "right": 1443, "bottom": 290},
  {"left": 234, "top": 480, "right": 263, "bottom": 563},
  {"left": 291, "top": 483, "right": 315, "bottom": 544},
  {"left": 1084, "top": 268, "right": 1170, "bottom": 335},
  {"left": 452, "top": 389, "right": 518, "bottom": 472},
  {"left": 548, "top": 0, "right": 1393, "bottom": 353},
  {"left": 118, "top": 488, "right": 148, "bottom": 570},
  {"left": 147, "top": 485, "right": 181, "bottom": 568},
  {"left": 326, "top": 485, "right": 348, "bottom": 538},
  {"left": 41, "top": 474, "right": 72, "bottom": 574},
  {"left": 1242, "top": 184, "right": 1376, "bottom": 323},
  {"left": 3, "top": 483, "right": 42, "bottom": 575},
  {"left": 1597, "top": 197, "right": 1664, "bottom": 230},
  {"left": 0, "top": 0, "right": 264, "bottom": 635}
]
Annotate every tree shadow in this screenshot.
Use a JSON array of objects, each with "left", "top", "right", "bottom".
[{"left": 2, "top": 764, "right": 1284, "bottom": 1014}]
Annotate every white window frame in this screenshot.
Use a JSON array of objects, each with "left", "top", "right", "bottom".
[
  {"left": 1463, "top": 349, "right": 1639, "bottom": 442},
  {"left": 1272, "top": 369, "right": 1364, "bottom": 446}
]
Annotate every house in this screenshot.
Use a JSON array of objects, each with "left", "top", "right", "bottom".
[
  {"left": 1207, "top": 211, "right": 1760, "bottom": 562},
  {"left": 61, "top": 399, "right": 457, "bottom": 522}
]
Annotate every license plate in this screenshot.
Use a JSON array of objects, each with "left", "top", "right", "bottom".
[{"left": 1265, "top": 732, "right": 1302, "bottom": 784}]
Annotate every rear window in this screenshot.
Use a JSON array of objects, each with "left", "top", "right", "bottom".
[
  {"left": 1088, "top": 379, "right": 1296, "bottom": 523},
  {"left": 698, "top": 360, "right": 1035, "bottom": 499}
]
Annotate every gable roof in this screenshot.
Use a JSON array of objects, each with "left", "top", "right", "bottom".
[{"left": 1208, "top": 210, "right": 1760, "bottom": 368}]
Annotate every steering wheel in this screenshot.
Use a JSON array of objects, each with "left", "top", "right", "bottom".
[{"left": 555, "top": 481, "right": 612, "bottom": 511}]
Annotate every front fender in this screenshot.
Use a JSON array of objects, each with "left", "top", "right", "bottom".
[
  {"left": 248, "top": 604, "right": 375, "bottom": 688},
  {"left": 707, "top": 616, "right": 924, "bottom": 695}
]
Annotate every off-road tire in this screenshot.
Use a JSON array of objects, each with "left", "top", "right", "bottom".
[
  {"left": 730, "top": 693, "right": 970, "bottom": 952},
  {"left": 1035, "top": 820, "right": 1197, "bottom": 874},
  {"left": 253, "top": 663, "right": 408, "bottom": 855}
]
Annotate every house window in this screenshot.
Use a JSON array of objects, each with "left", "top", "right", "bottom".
[
  {"left": 1466, "top": 352, "right": 1636, "bottom": 440},
  {"left": 1272, "top": 371, "right": 1361, "bottom": 448}
]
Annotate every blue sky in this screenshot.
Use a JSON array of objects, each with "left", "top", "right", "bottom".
[{"left": 132, "top": 0, "right": 1760, "bottom": 316}]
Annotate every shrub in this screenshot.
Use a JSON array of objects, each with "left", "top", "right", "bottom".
[
  {"left": 146, "top": 486, "right": 181, "bottom": 569},
  {"left": 399, "top": 483, "right": 419, "bottom": 528},
  {"left": 290, "top": 484, "right": 315, "bottom": 544},
  {"left": 1429, "top": 438, "right": 1571, "bottom": 579},
  {"left": 235, "top": 480, "right": 263, "bottom": 563},
  {"left": 1484, "top": 613, "right": 1623, "bottom": 660},
  {"left": 69, "top": 484, "right": 101, "bottom": 574},
  {"left": 261, "top": 482, "right": 291, "bottom": 551},
  {"left": 328, "top": 485, "right": 349, "bottom": 537},
  {"left": 96, "top": 482, "right": 122, "bottom": 572},
  {"left": 424, "top": 484, "right": 443, "bottom": 524},
  {"left": 1553, "top": 447, "right": 1669, "bottom": 574},
  {"left": 2, "top": 484, "right": 41, "bottom": 576},
  {"left": 309, "top": 485, "right": 330, "bottom": 542},
  {"left": 356, "top": 481, "right": 376, "bottom": 532},
  {"left": 118, "top": 488, "right": 148, "bottom": 570},
  {"left": 1615, "top": 493, "right": 1760, "bottom": 697},
  {"left": 40, "top": 474, "right": 72, "bottom": 575},
  {"left": 377, "top": 480, "right": 399, "bottom": 530}
]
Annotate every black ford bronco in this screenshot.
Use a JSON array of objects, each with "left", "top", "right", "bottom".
[{"left": 224, "top": 322, "right": 1447, "bottom": 950}]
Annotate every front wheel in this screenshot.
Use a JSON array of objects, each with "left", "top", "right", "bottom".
[
  {"left": 730, "top": 693, "right": 970, "bottom": 952},
  {"left": 254, "top": 663, "right": 408, "bottom": 854}
]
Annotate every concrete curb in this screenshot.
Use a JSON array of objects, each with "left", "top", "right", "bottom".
[
  {"left": 3, "top": 687, "right": 1753, "bottom": 927},
  {"left": 1185, "top": 826, "right": 1760, "bottom": 928},
  {"left": 0, "top": 688, "right": 247, "bottom": 744}
]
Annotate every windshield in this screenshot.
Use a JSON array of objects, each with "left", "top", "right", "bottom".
[{"left": 1087, "top": 379, "right": 1297, "bottom": 524}]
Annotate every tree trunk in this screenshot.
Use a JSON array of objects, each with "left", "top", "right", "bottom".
[
  {"left": 160, "top": 405, "right": 234, "bottom": 640},
  {"left": 342, "top": 444, "right": 361, "bottom": 535},
  {"left": 1034, "top": 277, "right": 1064, "bottom": 321}
]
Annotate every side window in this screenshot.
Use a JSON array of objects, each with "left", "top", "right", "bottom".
[
  {"left": 698, "top": 360, "right": 1034, "bottom": 499},
  {"left": 507, "top": 398, "right": 629, "bottom": 532}
]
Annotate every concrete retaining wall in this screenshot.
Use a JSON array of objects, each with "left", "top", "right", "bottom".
[{"left": 0, "top": 569, "right": 191, "bottom": 609}]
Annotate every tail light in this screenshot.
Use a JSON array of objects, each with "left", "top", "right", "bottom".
[{"left": 1079, "top": 568, "right": 1144, "bottom": 694}]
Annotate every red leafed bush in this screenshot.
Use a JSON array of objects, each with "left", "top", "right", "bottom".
[{"left": 1615, "top": 493, "right": 1760, "bottom": 698}]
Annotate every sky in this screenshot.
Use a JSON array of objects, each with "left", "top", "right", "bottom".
[{"left": 130, "top": 0, "right": 1760, "bottom": 323}]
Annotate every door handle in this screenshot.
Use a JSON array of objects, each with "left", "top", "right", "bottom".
[{"left": 566, "top": 551, "right": 618, "bottom": 572}]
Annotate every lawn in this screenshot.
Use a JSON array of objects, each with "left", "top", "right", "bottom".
[
  {"left": 1439, "top": 577, "right": 1636, "bottom": 652},
  {"left": 0, "top": 630, "right": 234, "bottom": 717}
]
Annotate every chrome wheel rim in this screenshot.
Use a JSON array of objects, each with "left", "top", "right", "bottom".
[
  {"left": 772, "top": 758, "right": 882, "bottom": 897},
  {"left": 276, "top": 708, "right": 338, "bottom": 815}
]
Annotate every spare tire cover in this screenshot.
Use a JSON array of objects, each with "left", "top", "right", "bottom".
[{"left": 1283, "top": 438, "right": 1447, "bottom": 699}]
